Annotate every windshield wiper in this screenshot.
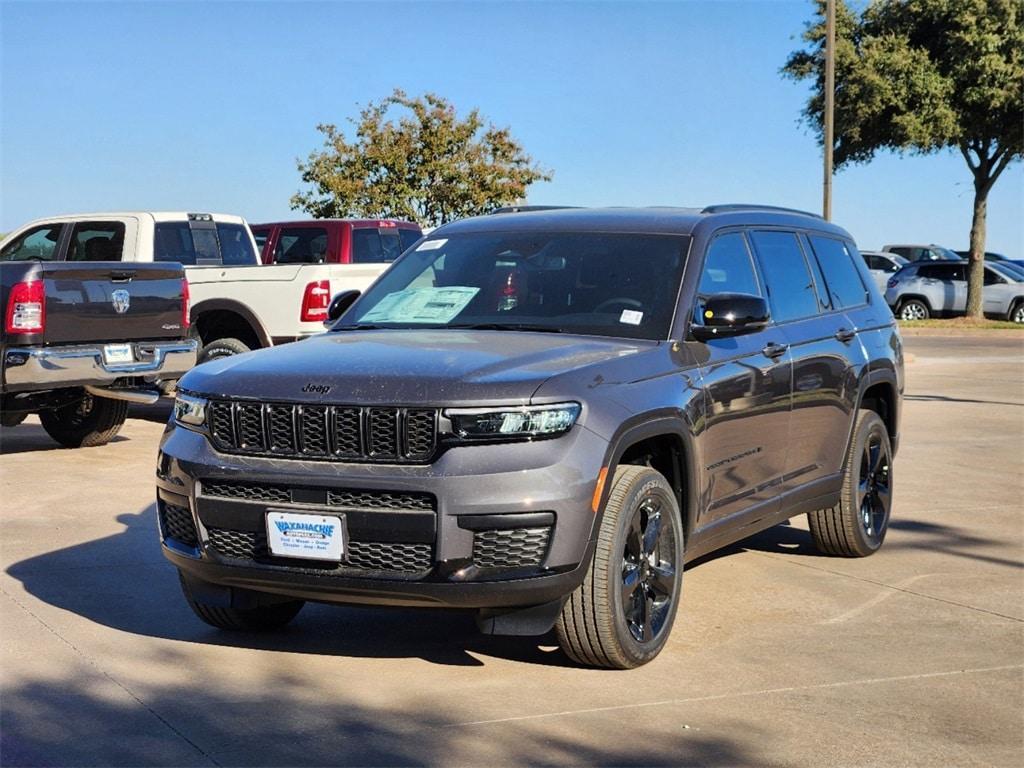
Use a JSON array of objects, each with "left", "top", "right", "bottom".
[
  {"left": 330, "top": 323, "right": 388, "bottom": 331},
  {"left": 448, "top": 322, "right": 565, "bottom": 333}
]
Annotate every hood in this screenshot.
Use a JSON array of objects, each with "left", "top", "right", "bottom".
[{"left": 179, "top": 329, "right": 651, "bottom": 406}]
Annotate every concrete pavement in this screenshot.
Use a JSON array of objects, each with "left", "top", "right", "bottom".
[{"left": 1, "top": 334, "right": 1021, "bottom": 766}]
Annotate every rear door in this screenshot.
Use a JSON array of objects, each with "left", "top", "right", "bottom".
[{"left": 40, "top": 263, "right": 186, "bottom": 344}]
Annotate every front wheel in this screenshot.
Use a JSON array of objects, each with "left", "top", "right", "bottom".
[
  {"left": 897, "top": 299, "right": 930, "bottom": 321},
  {"left": 1008, "top": 301, "right": 1024, "bottom": 324},
  {"left": 808, "top": 409, "right": 893, "bottom": 557},
  {"left": 556, "top": 465, "right": 684, "bottom": 669},
  {"left": 39, "top": 393, "right": 128, "bottom": 448}
]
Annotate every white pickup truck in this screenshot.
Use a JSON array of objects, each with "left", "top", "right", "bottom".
[{"left": 0, "top": 212, "right": 391, "bottom": 363}]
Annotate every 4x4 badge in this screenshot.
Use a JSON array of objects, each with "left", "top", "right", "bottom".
[{"left": 111, "top": 289, "right": 130, "bottom": 314}]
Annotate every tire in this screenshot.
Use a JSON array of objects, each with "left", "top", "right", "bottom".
[
  {"left": 1, "top": 411, "right": 28, "bottom": 428},
  {"left": 179, "top": 572, "right": 304, "bottom": 631},
  {"left": 556, "top": 465, "right": 684, "bottom": 669},
  {"left": 197, "top": 337, "right": 251, "bottom": 365},
  {"left": 39, "top": 393, "right": 128, "bottom": 448},
  {"left": 1008, "top": 300, "right": 1024, "bottom": 324},
  {"left": 897, "top": 298, "right": 929, "bottom": 321},
  {"left": 808, "top": 409, "right": 893, "bottom": 557}
]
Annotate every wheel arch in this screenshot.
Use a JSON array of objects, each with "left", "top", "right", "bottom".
[
  {"left": 853, "top": 368, "right": 900, "bottom": 457},
  {"left": 896, "top": 293, "right": 932, "bottom": 311},
  {"left": 190, "top": 299, "right": 271, "bottom": 350}
]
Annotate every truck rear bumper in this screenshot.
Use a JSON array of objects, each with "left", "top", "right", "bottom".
[{"left": 2, "top": 339, "right": 197, "bottom": 392}]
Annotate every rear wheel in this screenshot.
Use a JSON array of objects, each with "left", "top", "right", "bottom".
[
  {"left": 1008, "top": 301, "right": 1024, "bottom": 324},
  {"left": 197, "top": 337, "right": 251, "bottom": 365},
  {"left": 556, "top": 465, "right": 684, "bottom": 669},
  {"left": 179, "top": 572, "right": 304, "bottom": 631},
  {"left": 808, "top": 409, "right": 893, "bottom": 557},
  {"left": 39, "top": 393, "right": 128, "bottom": 448},
  {"left": 897, "top": 299, "right": 929, "bottom": 321}
]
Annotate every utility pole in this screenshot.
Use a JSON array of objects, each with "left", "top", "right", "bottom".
[{"left": 823, "top": 0, "right": 836, "bottom": 221}]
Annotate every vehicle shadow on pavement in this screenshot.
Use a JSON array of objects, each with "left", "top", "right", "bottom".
[
  {"left": 6, "top": 504, "right": 579, "bottom": 669},
  {"left": 905, "top": 393, "right": 1023, "bottom": 408}
]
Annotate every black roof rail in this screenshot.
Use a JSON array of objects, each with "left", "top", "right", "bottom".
[
  {"left": 701, "top": 204, "right": 824, "bottom": 220},
  {"left": 490, "top": 205, "right": 580, "bottom": 214}
]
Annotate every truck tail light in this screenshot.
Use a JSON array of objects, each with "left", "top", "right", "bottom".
[
  {"left": 5, "top": 280, "right": 45, "bottom": 334},
  {"left": 182, "top": 278, "right": 191, "bottom": 330},
  {"left": 300, "top": 280, "right": 331, "bottom": 322}
]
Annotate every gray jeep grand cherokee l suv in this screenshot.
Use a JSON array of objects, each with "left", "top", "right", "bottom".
[{"left": 157, "top": 205, "right": 903, "bottom": 668}]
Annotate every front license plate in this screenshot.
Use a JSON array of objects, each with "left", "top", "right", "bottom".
[
  {"left": 266, "top": 510, "right": 345, "bottom": 561},
  {"left": 103, "top": 343, "right": 134, "bottom": 365}
]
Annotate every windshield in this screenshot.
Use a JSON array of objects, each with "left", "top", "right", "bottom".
[
  {"left": 339, "top": 231, "right": 690, "bottom": 340},
  {"left": 990, "top": 261, "right": 1024, "bottom": 282}
]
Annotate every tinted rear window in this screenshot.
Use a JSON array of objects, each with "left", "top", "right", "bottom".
[
  {"left": 154, "top": 223, "right": 198, "bottom": 265},
  {"left": 749, "top": 230, "right": 819, "bottom": 323},
  {"left": 153, "top": 222, "right": 255, "bottom": 266},
  {"left": 808, "top": 236, "right": 868, "bottom": 308},
  {"left": 67, "top": 221, "right": 126, "bottom": 262},
  {"left": 276, "top": 227, "right": 329, "bottom": 264},
  {"left": 352, "top": 228, "right": 404, "bottom": 264},
  {"left": 399, "top": 228, "right": 422, "bottom": 253},
  {"left": 216, "top": 223, "right": 257, "bottom": 266}
]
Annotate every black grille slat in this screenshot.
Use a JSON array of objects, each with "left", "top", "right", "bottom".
[
  {"left": 405, "top": 409, "right": 437, "bottom": 459},
  {"left": 201, "top": 480, "right": 291, "bottom": 503},
  {"left": 236, "top": 404, "right": 265, "bottom": 451},
  {"left": 206, "top": 401, "right": 436, "bottom": 463},
  {"left": 367, "top": 409, "right": 398, "bottom": 458},
  {"left": 473, "top": 527, "right": 551, "bottom": 569},
  {"left": 200, "top": 479, "right": 434, "bottom": 511},
  {"left": 267, "top": 405, "right": 296, "bottom": 453},
  {"left": 160, "top": 502, "right": 198, "bottom": 547},
  {"left": 326, "top": 488, "right": 434, "bottom": 511},
  {"left": 299, "top": 406, "right": 330, "bottom": 456}
]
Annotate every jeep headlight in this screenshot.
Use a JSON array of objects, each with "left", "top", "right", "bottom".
[
  {"left": 445, "top": 403, "right": 581, "bottom": 440},
  {"left": 173, "top": 392, "right": 208, "bottom": 430}
]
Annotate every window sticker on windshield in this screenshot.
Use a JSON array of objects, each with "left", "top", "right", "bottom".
[
  {"left": 359, "top": 287, "right": 479, "bottom": 324},
  {"left": 619, "top": 309, "right": 644, "bottom": 325},
  {"left": 415, "top": 238, "right": 447, "bottom": 251}
]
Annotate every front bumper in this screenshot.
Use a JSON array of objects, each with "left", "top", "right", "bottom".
[
  {"left": 156, "top": 421, "right": 608, "bottom": 609},
  {"left": 3, "top": 339, "right": 197, "bottom": 393}
]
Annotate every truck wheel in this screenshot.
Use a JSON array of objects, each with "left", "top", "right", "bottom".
[
  {"left": 897, "top": 299, "right": 929, "bottom": 321},
  {"left": 1, "top": 411, "right": 28, "bottom": 428},
  {"left": 39, "top": 393, "right": 128, "bottom": 448},
  {"left": 555, "top": 465, "right": 684, "bottom": 669},
  {"left": 179, "top": 573, "right": 304, "bottom": 630},
  {"left": 197, "top": 337, "right": 251, "bottom": 365},
  {"left": 808, "top": 409, "right": 893, "bottom": 557}
]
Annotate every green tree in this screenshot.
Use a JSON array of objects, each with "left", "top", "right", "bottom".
[
  {"left": 292, "top": 90, "right": 551, "bottom": 228},
  {"left": 784, "top": 0, "right": 1023, "bottom": 318}
]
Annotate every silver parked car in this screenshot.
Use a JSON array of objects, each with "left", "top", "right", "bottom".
[
  {"left": 885, "top": 260, "right": 1024, "bottom": 322},
  {"left": 862, "top": 250, "right": 908, "bottom": 292},
  {"left": 882, "top": 243, "right": 962, "bottom": 262}
]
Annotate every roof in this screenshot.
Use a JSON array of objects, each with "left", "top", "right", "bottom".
[
  {"left": 249, "top": 218, "right": 421, "bottom": 229},
  {"left": 14, "top": 211, "right": 248, "bottom": 226},
  {"left": 435, "top": 205, "right": 851, "bottom": 239}
]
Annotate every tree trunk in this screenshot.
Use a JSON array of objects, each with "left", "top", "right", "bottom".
[{"left": 965, "top": 180, "right": 988, "bottom": 320}]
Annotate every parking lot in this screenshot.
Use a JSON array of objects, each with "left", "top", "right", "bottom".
[{"left": 0, "top": 333, "right": 1021, "bottom": 767}]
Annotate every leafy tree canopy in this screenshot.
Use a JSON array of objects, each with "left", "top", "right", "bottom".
[
  {"left": 292, "top": 90, "right": 551, "bottom": 227},
  {"left": 783, "top": 0, "right": 1023, "bottom": 317}
]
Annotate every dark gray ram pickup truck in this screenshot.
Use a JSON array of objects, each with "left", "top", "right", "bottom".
[
  {"left": 158, "top": 205, "right": 903, "bottom": 668},
  {"left": 1, "top": 261, "right": 197, "bottom": 447}
]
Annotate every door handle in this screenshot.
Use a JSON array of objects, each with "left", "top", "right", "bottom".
[
  {"left": 762, "top": 342, "right": 788, "bottom": 359},
  {"left": 835, "top": 327, "right": 856, "bottom": 343}
]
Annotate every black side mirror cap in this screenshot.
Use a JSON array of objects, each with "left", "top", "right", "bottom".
[
  {"left": 690, "top": 293, "right": 770, "bottom": 341},
  {"left": 325, "top": 290, "right": 361, "bottom": 324}
]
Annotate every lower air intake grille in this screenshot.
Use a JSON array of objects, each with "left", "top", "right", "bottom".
[
  {"left": 473, "top": 527, "right": 551, "bottom": 569},
  {"left": 161, "top": 502, "right": 198, "bottom": 547},
  {"left": 206, "top": 528, "right": 433, "bottom": 573}
]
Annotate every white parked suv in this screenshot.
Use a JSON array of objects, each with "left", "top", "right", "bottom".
[{"left": 0, "top": 212, "right": 394, "bottom": 363}]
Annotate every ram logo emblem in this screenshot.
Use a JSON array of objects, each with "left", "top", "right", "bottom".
[{"left": 111, "top": 289, "right": 131, "bottom": 314}]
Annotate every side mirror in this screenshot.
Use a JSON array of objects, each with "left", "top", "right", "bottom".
[
  {"left": 325, "top": 290, "right": 361, "bottom": 324},
  {"left": 690, "top": 293, "right": 770, "bottom": 341}
]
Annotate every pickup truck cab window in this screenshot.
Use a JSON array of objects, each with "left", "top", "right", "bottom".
[
  {"left": 749, "top": 230, "right": 819, "bottom": 322},
  {"left": 352, "top": 227, "right": 404, "bottom": 264},
  {"left": 216, "top": 222, "right": 257, "bottom": 266},
  {"left": 276, "top": 227, "right": 329, "bottom": 264},
  {"left": 66, "top": 222, "right": 126, "bottom": 262},
  {"left": 1, "top": 224, "right": 64, "bottom": 262}
]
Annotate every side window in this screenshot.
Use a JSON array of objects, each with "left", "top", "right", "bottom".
[
  {"left": 697, "top": 232, "right": 761, "bottom": 297},
  {"left": 154, "top": 223, "right": 197, "bottom": 265},
  {"left": 749, "top": 230, "right": 819, "bottom": 323},
  {"left": 66, "top": 221, "right": 126, "bottom": 262},
  {"left": 275, "top": 227, "right": 329, "bottom": 264},
  {"left": 808, "top": 235, "right": 868, "bottom": 308},
  {"left": 888, "top": 247, "right": 909, "bottom": 258},
  {"left": 949, "top": 264, "right": 967, "bottom": 282},
  {"left": 216, "top": 223, "right": 257, "bottom": 266},
  {"left": 0, "top": 224, "right": 64, "bottom": 262},
  {"left": 983, "top": 268, "right": 1004, "bottom": 286}
]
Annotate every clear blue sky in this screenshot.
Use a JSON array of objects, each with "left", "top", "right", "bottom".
[{"left": 2, "top": 0, "right": 1021, "bottom": 257}]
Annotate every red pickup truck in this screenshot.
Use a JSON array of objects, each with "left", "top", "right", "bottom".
[{"left": 251, "top": 219, "right": 422, "bottom": 265}]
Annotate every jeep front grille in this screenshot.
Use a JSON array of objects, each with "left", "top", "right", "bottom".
[
  {"left": 206, "top": 401, "right": 438, "bottom": 463},
  {"left": 206, "top": 528, "right": 433, "bottom": 573},
  {"left": 201, "top": 480, "right": 435, "bottom": 511}
]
